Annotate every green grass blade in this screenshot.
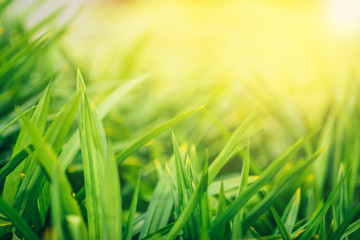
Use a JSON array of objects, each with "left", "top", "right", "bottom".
[
  {"left": 0, "top": 145, "right": 33, "bottom": 184},
  {"left": 340, "top": 219, "right": 360, "bottom": 239},
  {"left": 0, "top": 196, "right": 39, "bottom": 240},
  {"left": 214, "top": 177, "right": 227, "bottom": 239},
  {"left": 209, "top": 138, "right": 304, "bottom": 237},
  {"left": 281, "top": 188, "right": 301, "bottom": 234},
  {"left": 102, "top": 142, "right": 122, "bottom": 239},
  {"left": 116, "top": 105, "right": 206, "bottom": 165},
  {"left": 194, "top": 149, "right": 211, "bottom": 239},
  {"left": 269, "top": 206, "right": 291, "bottom": 240},
  {"left": 11, "top": 89, "right": 82, "bottom": 225},
  {"left": 140, "top": 223, "right": 175, "bottom": 240},
  {"left": 249, "top": 226, "right": 263, "bottom": 240},
  {"left": 0, "top": 106, "right": 35, "bottom": 135},
  {"left": 124, "top": 174, "right": 140, "bottom": 240},
  {"left": 172, "top": 133, "right": 189, "bottom": 209},
  {"left": 299, "top": 173, "right": 348, "bottom": 240},
  {"left": 97, "top": 74, "right": 148, "bottom": 119},
  {"left": 45, "top": 89, "right": 81, "bottom": 154},
  {"left": 65, "top": 215, "right": 87, "bottom": 240},
  {"left": 243, "top": 148, "right": 324, "bottom": 231},
  {"left": 18, "top": 114, "right": 82, "bottom": 215},
  {"left": 329, "top": 203, "right": 360, "bottom": 240},
  {"left": 165, "top": 161, "right": 180, "bottom": 218},
  {"left": 51, "top": 163, "right": 67, "bottom": 240},
  {"left": 77, "top": 69, "right": 105, "bottom": 239},
  {"left": 208, "top": 105, "right": 260, "bottom": 183},
  {"left": 232, "top": 143, "right": 251, "bottom": 240},
  {"left": 58, "top": 73, "right": 148, "bottom": 170},
  {"left": 172, "top": 133, "right": 197, "bottom": 238},
  {"left": 200, "top": 189, "right": 211, "bottom": 239},
  {"left": 51, "top": 156, "right": 88, "bottom": 240},
  {"left": 166, "top": 157, "right": 208, "bottom": 240},
  {"left": 15, "top": 113, "right": 87, "bottom": 239},
  {"left": 2, "top": 82, "right": 51, "bottom": 206},
  {"left": 139, "top": 175, "right": 173, "bottom": 238}
]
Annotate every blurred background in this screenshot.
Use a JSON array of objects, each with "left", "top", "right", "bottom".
[
  {"left": 3, "top": 0, "right": 360, "bottom": 197},
  {"left": 59, "top": 0, "right": 360, "bottom": 150},
  {"left": 61, "top": 0, "right": 360, "bottom": 119}
]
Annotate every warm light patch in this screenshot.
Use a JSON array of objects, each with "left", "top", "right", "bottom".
[{"left": 326, "top": 0, "right": 360, "bottom": 34}]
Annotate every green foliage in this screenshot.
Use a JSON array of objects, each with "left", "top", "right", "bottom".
[{"left": 0, "top": 0, "right": 359, "bottom": 239}]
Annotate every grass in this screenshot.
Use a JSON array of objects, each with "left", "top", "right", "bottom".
[{"left": 0, "top": 0, "right": 360, "bottom": 239}]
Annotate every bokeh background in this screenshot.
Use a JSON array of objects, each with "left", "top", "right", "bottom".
[
  {"left": 5, "top": 0, "right": 360, "bottom": 179},
  {"left": 58, "top": 0, "right": 360, "bottom": 154},
  {"left": 1, "top": 0, "right": 360, "bottom": 238}
]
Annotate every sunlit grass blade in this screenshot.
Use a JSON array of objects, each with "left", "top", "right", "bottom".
[
  {"left": 172, "top": 133, "right": 189, "bottom": 208},
  {"left": 166, "top": 157, "right": 208, "bottom": 240},
  {"left": 51, "top": 162, "right": 68, "bottom": 240},
  {"left": 333, "top": 163, "right": 347, "bottom": 231},
  {"left": 2, "top": 82, "right": 51, "bottom": 206},
  {"left": 11, "top": 89, "right": 82, "bottom": 225},
  {"left": 44, "top": 89, "right": 82, "bottom": 153},
  {"left": 103, "top": 142, "right": 122, "bottom": 239},
  {"left": 165, "top": 161, "right": 180, "bottom": 218},
  {"left": 0, "top": 196, "right": 39, "bottom": 240},
  {"left": 313, "top": 109, "right": 335, "bottom": 193},
  {"left": 214, "top": 177, "right": 228, "bottom": 239},
  {"left": 329, "top": 203, "right": 360, "bottom": 240},
  {"left": 207, "top": 174, "right": 258, "bottom": 197},
  {"left": 139, "top": 175, "right": 173, "bottom": 238},
  {"left": 189, "top": 144, "right": 202, "bottom": 183},
  {"left": 232, "top": 143, "right": 251, "bottom": 240},
  {"left": 208, "top": 105, "right": 260, "bottom": 183},
  {"left": 347, "top": 122, "right": 360, "bottom": 208},
  {"left": 97, "top": 74, "right": 148, "bottom": 118},
  {"left": 243, "top": 148, "right": 325, "bottom": 231},
  {"left": 200, "top": 188, "right": 211, "bottom": 240},
  {"left": 209, "top": 138, "right": 304, "bottom": 237},
  {"left": 0, "top": 106, "right": 35, "bottom": 135},
  {"left": 269, "top": 205, "right": 291, "bottom": 240},
  {"left": 172, "top": 133, "right": 196, "bottom": 238},
  {"left": 117, "top": 104, "right": 206, "bottom": 165},
  {"left": 124, "top": 174, "right": 140, "bottom": 240},
  {"left": 280, "top": 188, "right": 301, "bottom": 234},
  {"left": 299, "top": 172, "right": 348, "bottom": 240},
  {"left": 18, "top": 115, "right": 82, "bottom": 215},
  {"left": 17, "top": 113, "right": 87, "bottom": 240},
  {"left": 59, "top": 73, "right": 148, "bottom": 170},
  {"left": 199, "top": 150, "right": 211, "bottom": 238},
  {"left": 58, "top": 132, "right": 80, "bottom": 170},
  {"left": 77, "top": 69, "right": 105, "bottom": 239}
]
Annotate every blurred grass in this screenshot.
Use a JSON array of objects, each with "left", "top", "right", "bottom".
[
  {"left": 63, "top": 0, "right": 360, "bottom": 101},
  {"left": 61, "top": 0, "right": 360, "bottom": 158}
]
